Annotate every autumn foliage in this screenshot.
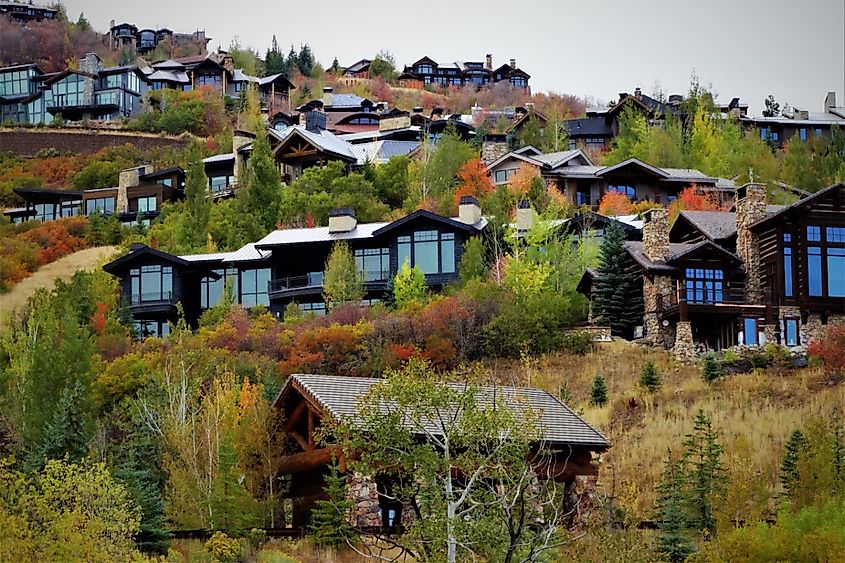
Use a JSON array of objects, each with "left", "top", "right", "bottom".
[
  {"left": 597, "top": 191, "right": 635, "bottom": 216},
  {"left": 453, "top": 159, "right": 494, "bottom": 207},
  {"left": 668, "top": 185, "right": 724, "bottom": 221},
  {"left": 808, "top": 325, "right": 845, "bottom": 378}
]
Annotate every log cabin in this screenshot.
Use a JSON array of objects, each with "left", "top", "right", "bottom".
[
  {"left": 273, "top": 374, "right": 610, "bottom": 528},
  {"left": 577, "top": 183, "right": 845, "bottom": 358}
]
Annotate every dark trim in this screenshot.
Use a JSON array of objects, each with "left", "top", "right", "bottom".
[{"left": 372, "top": 209, "right": 479, "bottom": 237}]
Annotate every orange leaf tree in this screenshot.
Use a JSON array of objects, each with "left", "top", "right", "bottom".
[
  {"left": 597, "top": 191, "right": 635, "bottom": 216},
  {"left": 453, "top": 158, "right": 494, "bottom": 207}
]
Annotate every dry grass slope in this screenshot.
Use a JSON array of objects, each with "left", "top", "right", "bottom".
[{"left": 0, "top": 245, "right": 118, "bottom": 321}]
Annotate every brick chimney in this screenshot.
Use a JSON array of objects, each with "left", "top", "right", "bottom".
[
  {"left": 642, "top": 207, "right": 669, "bottom": 262},
  {"left": 328, "top": 208, "right": 357, "bottom": 233},
  {"left": 458, "top": 196, "right": 482, "bottom": 225},
  {"left": 515, "top": 199, "right": 535, "bottom": 232},
  {"left": 322, "top": 86, "right": 333, "bottom": 107},
  {"left": 485, "top": 54, "right": 493, "bottom": 70},
  {"left": 825, "top": 91, "right": 837, "bottom": 112},
  {"left": 735, "top": 183, "right": 768, "bottom": 303}
]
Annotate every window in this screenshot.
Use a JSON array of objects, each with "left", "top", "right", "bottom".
[
  {"left": 760, "top": 127, "right": 769, "bottom": 140},
  {"left": 50, "top": 74, "right": 85, "bottom": 107},
  {"left": 34, "top": 203, "right": 56, "bottom": 222},
  {"left": 784, "top": 246, "right": 793, "bottom": 297},
  {"left": 355, "top": 248, "right": 390, "bottom": 281},
  {"left": 95, "top": 91, "right": 119, "bottom": 106},
  {"left": 743, "top": 317, "right": 759, "bottom": 346},
  {"left": 234, "top": 82, "right": 242, "bottom": 92},
  {"left": 829, "top": 248, "right": 845, "bottom": 297},
  {"left": 684, "top": 268, "right": 724, "bottom": 304},
  {"left": 608, "top": 184, "right": 636, "bottom": 200},
  {"left": 129, "top": 264, "right": 173, "bottom": 304},
  {"left": 300, "top": 302, "right": 326, "bottom": 316},
  {"left": 586, "top": 137, "right": 606, "bottom": 147},
  {"left": 85, "top": 197, "right": 116, "bottom": 215},
  {"left": 799, "top": 128, "right": 807, "bottom": 141},
  {"left": 136, "top": 196, "right": 157, "bottom": 213},
  {"left": 201, "top": 268, "right": 237, "bottom": 309},
  {"left": 771, "top": 131, "right": 779, "bottom": 143},
  {"left": 61, "top": 199, "right": 80, "bottom": 218},
  {"left": 196, "top": 74, "right": 222, "bottom": 88},
  {"left": 104, "top": 74, "right": 122, "bottom": 89},
  {"left": 416, "top": 64, "right": 433, "bottom": 74},
  {"left": 816, "top": 128, "right": 823, "bottom": 139},
  {"left": 784, "top": 318, "right": 799, "bottom": 347},
  {"left": 209, "top": 175, "right": 233, "bottom": 192},
  {"left": 132, "top": 319, "right": 170, "bottom": 339},
  {"left": 493, "top": 169, "right": 516, "bottom": 184},
  {"left": 807, "top": 226, "right": 821, "bottom": 242},
  {"left": 510, "top": 76, "right": 527, "bottom": 87},
  {"left": 577, "top": 185, "right": 591, "bottom": 206},
  {"left": 127, "top": 72, "right": 140, "bottom": 92},
  {"left": 240, "top": 268, "right": 270, "bottom": 307},
  {"left": 397, "top": 231, "right": 456, "bottom": 275},
  {"left": 828, "top": 227, "right": 845, "bottom": 244},
  {"left": 0, "top": 69, "right": 32, "bottom": 96},
  {"left": 808, "top": 246, "right": 822, "bottom": 296},
  {"left": 156, "top": 178, "right": 173, "bottom": 188}
]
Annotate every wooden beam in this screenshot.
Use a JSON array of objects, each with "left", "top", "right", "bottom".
[
  {"left": 533, "top": 459, "right": 598, "bottom": 483},
  {"left": 290, "top": 430, "right": 312, "bottom": 452},
  {"left": 284, "top": 401, "right": 308, "bottom": 432},
  {"left": 278, "top": 445, "right": 343, "bottom": 475},
  {"left": 307, "top": 409, "right": 315, "bottom": 447}
]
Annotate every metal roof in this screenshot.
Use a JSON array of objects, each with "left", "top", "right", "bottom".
[
  {"left": 255, "top": 221, "right": 390, "bottom": 247},
  {"left": 180, "top": 242, "right": 271, "bottom": 264},
  {"left": 202, "top": 153, "right": 235, "bottom": 164},
  {"left": 275, "top": 125, "right": 358, "bottom": 161},
  {"left": 350, "top": 140, "right": 420, "bottom": 165},
  {"left": 284, "top": 374, "right": 610, "bottom": 449}
]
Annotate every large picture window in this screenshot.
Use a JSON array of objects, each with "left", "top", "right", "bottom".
[
  {"left": 397, "top": 231, "right": 456, "bottom": 275},
  {"left": 684, "top": 268, "right": 724, "bottom": 304},
  {"left": 608, "top": 184, "right": 636, "bottom": 200},
  {"left": 240, "top": 268, "right": 270, "bottom": 307},
  {"left": 201, "top": 268, "right": 238, "bottom": 309},
  {"left": 86, "top": 197, "right": 116, "bottom": 215},
  {"left": 129, "top": 264, "right": 173, "bottom": 304},
  {"left": 806, "top": 225, "right": 845, "bottom": 297},
  {"left": 136, "top": 196, "right": 157, "bottom": 213},
  {"left": 355, "top": 248, "right": 390, "bottom": 281},
  {"left": 784, "top": 233, "right": 793, "bottom": 297}
]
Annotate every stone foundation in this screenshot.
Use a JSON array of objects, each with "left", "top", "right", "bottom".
[
  {"left": 566, "top": 326, "right": 612, "bottom": 342},
  {"left": 346, "top": 473, "right": 382, "bottom": 527},
  {"left": 672, "top": 321, "right": 696, "bottom": 361},
  {"left": 643, "top": 275, "right": 672, "bottom": 345},
  {"left": 564, "top": 475, "right": 597, "bottom": 528},
  {"left": 764, "top": 324, "right": 779, "bottom": 346}
]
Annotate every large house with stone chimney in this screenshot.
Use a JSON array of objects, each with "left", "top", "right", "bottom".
[
  {"left": 273, "top": 373, "right": 609, "bottom": 529},
  {"left": 740, "top": 92, "right": 845, "bottom": 149},
  {"left": 102, "top": 198, "right": 487, "bottom": 337},
  {"left": 487, "top": 147, "right": 734, "bottom": 209},
  {"left": 3, "top": 165, "right": 184, "bottom": 225},
  {"left": 398, "top": 55, "right": 530, "bottom": 90},
  {"left": 578, "top": 183, "right": 845, "bottom": 358}
]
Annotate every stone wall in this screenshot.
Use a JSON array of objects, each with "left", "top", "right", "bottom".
[
  {"left": 780, "top": 306, "right": 845, "bottom": 347},
  {"left": 481, "top": 141, "right": 509, "bottom": 165},
  {"left": 672, "top": 321, "right": 696, "bottom": 361},
  {"left": 566, "top": 326, "right": 613, "bottom": 342},
  {"left": 564, "top": 475, "right": 597, "bottom": 528},
  {"left": 346, "top": 473, "right": 382, "bottom": 528},
  {"left": 0, "top": 128, "right": 191, "bottom": 157},
  {"left": 643, "top": 275, "right": 673, "bottom": 345},
  {"left": 642, "top": 207, "right": 669, "bottom": 262},
  {"left": 735, "top": 184, "right": 768, "bottom": 303}
]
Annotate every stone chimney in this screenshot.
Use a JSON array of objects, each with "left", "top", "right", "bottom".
[
  {"left": 328, "top": 208, "right": 357, "bottom": 233},
  {"left": 232, "top": 129, "right": 254, "bottom": 188},
  {"left": 642, "top": 207, "right": 669, "bottom": 262},
  {"left": 515, "top": 199, "right": 535, "bottom": 232},
  {"left": 305, "top": 111, "right": 327, "bottom": 133},
  {"left": 509, "top": 58, "right": 516, "bottom": 69},
  {"left": 117, "top": 166, "right": 147, "bottom": 213},
  {"left": 322, "top": 86, "right": 333, "bottom": 107},
  {"left": 79, "top": 53, "right": 103, "bottom": 108},
  {"left": 485, "top": 54, "right": 493, "bottom": 70},
  {"left": 735, "top": 183, "right": 768, "bottom": 303},
  {"left": 825, "top": 91, "right": 837, "bottom": 112},
  {"left": 458, "top": 196, "right": 482, "bottom": 226},
  {"left": 634, "top": 87, "right": 642, "bottom": 100},
  {"left": 221, "top": 55, "right": 235, "bottom": 73}
]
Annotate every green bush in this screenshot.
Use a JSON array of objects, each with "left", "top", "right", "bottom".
[
  {"left": 204, "top": 531, "right": 241, "bottom": 563},
  {"left": 639, "top": 361, "right": 662, "bottom": 393},
  {"left": 561, "top": 331, "right": 593, "bottom": 356},
  {"left": 701, "top": 354, "right": 723, "bottom": 383}
]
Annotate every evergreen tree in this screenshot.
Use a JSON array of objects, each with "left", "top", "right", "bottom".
[
  {"left": 589, "top": 374, "right": 608, "bottom": 407},
  {"left": 639, "top": 361, "right": 662, "bottom": 393},
  {"left": 265, "top": 35, "right": 287, "bottom": 77},
  {"left": 654, "top": 453, "right": 695, "bottom": 563},
  {"left": 778, "top": 429, "right": 808, "bottom": 499},
  {"left": 30, "top": 380, "right": 90, "bottom": 469},
  {"left": 681, "top": 410, "right": 726, "bottom": 533},
  {"left": 182, "top": 150, "right": 211, "bottom": 251},
  {"left": 592, "top": 221, "right": 643, "bottom": 338},
  {"left": 210, "top": 435, "right": 255, "bottom": 534},
  {"left": 459, "top": 237, "right": 488, "bottom": 283},
  {"left": 329, "top": 57, "right": 341, "bottom": 75},
  {"left": 76, "top": 12, "right": 90, "bottom": 31},
  {"left": 701, "top": 354, "right": 723, "bottom": 383},
  {"left": 309, "top": 460, "right": 356, "bottom": 547},
  {"left": 286, "top": 45, "right": 298, "bottom": 76},
  {"left": 296, "top": 44, "right": 314, "bottom": 76},
  {"left": 237, "top": 105, "right": 282, "bottom": 241},
  {"left": 762, "top": 95, "right": 781, "bottom": 117},
  {"left": 322, "top": 241, "right": 364, "bottom": 310}
]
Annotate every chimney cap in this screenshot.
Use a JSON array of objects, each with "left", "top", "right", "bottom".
[
  {"left": 517, "top": 199, "right": 531, "bottom": 209},
  {"left": 459, "top": 195, "right": 480, "bottom": 206},
  {"left": 412, "top": 106, "right": 424, "bottom": 113},
  {"left": 329, "top": 207, "right": 356, "bottom": 218},
  {"left": 642, "top": 206, "right": 668, "bottom": 222},
  {"left": 323, "top": 86, "right": 333, "bottom": 93}
]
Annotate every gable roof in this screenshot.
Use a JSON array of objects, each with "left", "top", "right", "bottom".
[
  {"left": 278, "top": 374, "right": 610, "bottom": 449},
  {"left": 673, "top": 211, "right": 738, "bottom": 242},
  {"left": 486, "top": 148, "right": 593, "bottom": 172},
  {"left": 751, "top": 183, "right": 845, "bottom": 231},
  {"left": 270, "top": 125, "right": 357, "bottom": 162},
  {"left": 599, "top": 158, "right": 669, "bottom": 178},
  {"left": 372, "top": 209, "right": 487, "bottom": 236},
  {"left": 102, "top": 245, "right": 190, "bottom": 274}
]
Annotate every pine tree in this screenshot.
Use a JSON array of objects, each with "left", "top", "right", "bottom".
[
  {"left": 639, "top": 361, "right": 662, "bottom": 393},
  {"left": 237, "top": 98, "right": 282, "bottom": 241},
  {"left": 780, "top": 428, "right": 808, "bottom": 500},
  {"left": 182, "top": 149, "right": 211, "bottom": 252},
  {"left": 30, "top": 380, "right": 90, "bottom": 469},
  {"left": 322, "top": 241, "right": 364, "bottom": 310},
  {"left": 589, "top": 375, "right": 608, "bottom": 407},
  {"left": 330, "top": 57, "right": 341, "bottom": 75},
  {"left": 592, "top": 221, "right": 643, "bottom": 338},
  {"left": 310, "top": 460, "right": 356, "bottom": 547},
  {"left": 654, "top": 453, "right": 695, "bottom": 563},
  {"left": 681, "top": 410, "right": 726, "bottom": 533},
  {"left": 297, "top": 44, "right": 314, "bottom": 76},
  {"left": 701, "top": 354, "right": 723, "bottom": 383},
  {"left": 265, "top": 35, "right": 287, "bottom": 77}
]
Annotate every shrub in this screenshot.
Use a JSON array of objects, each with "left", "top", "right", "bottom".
[
  {"left": 205, "top": 531, "right": 241, "bottom": 563},
  {"left": 808, "top": 325, "right": 845, "bottom": 378},
  {"left": 701, "top": 353, "right": 723, "bottom": 383},
  {"left": 561, "top": 331, "right": 593, "bottom": 356},
  {"left": 639, "top": 361, "right": 662, "bottom": 393},
  {"left": 589, "top": 375, "right": 608, "bottom": 407}
]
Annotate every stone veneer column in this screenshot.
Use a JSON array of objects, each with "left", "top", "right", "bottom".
[
  {"left": 734, "top": 184, "right": 769, "bottom": 304},
  {"left": 764, "top": 324, "right": 779, "bottom": 345},
  {"left": 672, "top": 321, "right": 696, "bottom": 361},
  {"left": 564, "top": 475, "right": 598, "bottom": 528},
  {"left": 346, "top": 473, "right": 382, "bottom": 528},
  {"left": 641, "top": 208, "right": 671, "bottom": 344}
]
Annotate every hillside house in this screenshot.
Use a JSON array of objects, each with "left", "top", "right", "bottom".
[
  {"left": 0, "top": 0, "right": 57, "bottom": 23},
  {"left": 577, "top": 183, "right": 845, "bottom": 358},
  {"left": 741, "top": 92, "right": 845, "bottom": 149},
  {"left": 398, "top": 55, "right": 530, "bottom": 90},
  {"left": 105, "top": 21, "right": 211, "bottom": 55},
  {"left": 274, "top": 373, "right": 609, "bottom": 528}
]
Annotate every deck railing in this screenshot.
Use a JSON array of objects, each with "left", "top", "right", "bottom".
[{"left": 129, "top": 291, "right": 173, "bottom": 306}]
